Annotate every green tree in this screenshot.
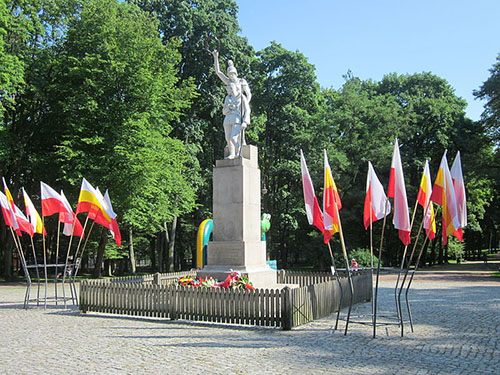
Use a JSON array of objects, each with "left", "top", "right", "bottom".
[
  {"left": 47, "top": 0, "right": 197, "bottom": 276},
  {"left": 251, "top": 42, "right": 328, "bottom": 268},
  {"left": 0, "top": 0, "right": 82, "bottom": 280}
]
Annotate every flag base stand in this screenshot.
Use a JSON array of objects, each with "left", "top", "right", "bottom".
[
  {"left": 332, "top": 267, "right": 409, "bottom": 337},
  {"left": 24, "top": 262, "right": 78, "bottom": 309}
]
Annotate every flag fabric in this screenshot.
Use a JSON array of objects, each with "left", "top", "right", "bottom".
[
  {"left": 450, "top": 151, "right": 467, "bottom": 241},
  {"left": 59, "top": 190, "right": 84, "bottom": 237},
  {"left": 23, "top": 188, "right": 46, "bottom": 235},
  {"left": 387, "top": 139, "right": 411, "bottom": 246},
  {"left": 88, "top": 187, "right": 113, "bottom": 229},
  {"left": 76, "top": 178, "right": 112, "bottom": 225},
  {"left": 416, "top": 161, "right": 436, "bottom": 240},
  {"left": 2, "top": 178, "right": 21, "bottom": 235},
  {"left": 0, "top": 191, "right": 17, "bottom": 229},
  {"left": 300, "top": 150, "right": 325, "bottom": 234},
  {"left": 323, "top": 150, "right": 342, "bottom": 243},
  {"left": 363, "top": 161, "right": 391, "bottom": 229},
  {"left": 41, "top": 181, "right": 70, "bottom": 217},
  {"left": 430, "top": 151, "right": 461, "bottom": 245},
  {"left": 13, "top": 202, "right": 34, "bottom": 236},
  {"left": 103, "top": 190, "right": 122, "bottom": 247}
]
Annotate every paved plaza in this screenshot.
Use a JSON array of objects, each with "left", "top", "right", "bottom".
[{"left": 0, "top": 259, "right": 499, "bottom": 375}]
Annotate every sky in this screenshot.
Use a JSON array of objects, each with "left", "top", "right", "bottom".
[{"left": 235, "top": 0, "right": 500, "bottom": 121}]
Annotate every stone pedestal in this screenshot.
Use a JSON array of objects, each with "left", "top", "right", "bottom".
[{"left": 198, "top": 145, "right": 277, "bottom": 288}]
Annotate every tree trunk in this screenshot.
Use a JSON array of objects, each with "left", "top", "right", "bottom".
[
  {"left": 164, "top": 222, "right": 171, "bottom": 272},
  {"left": 1, "top": 221, "right": 13, "bottom": 281},
  {"left": 157, "top": 231, "right": 163, "bottom": 272},
  {"left": 93, "top": 226, "right": 109, "bottom": 278},
  {"left": 168, "top": 216, "right": 178, "bottom": 271},
  {"left": 128, "top": 227, "right": 136, "bottom": 274},
  {"left": 150, "top": 236, "right": 156, "bottom": 271}
]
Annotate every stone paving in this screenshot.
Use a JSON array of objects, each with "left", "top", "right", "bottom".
[{"left": 0, "top": 259, "right": 499, "bottom": 375}]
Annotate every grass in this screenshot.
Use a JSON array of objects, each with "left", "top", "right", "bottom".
[{"left": 491, "top": 271, "right": 500, "bottom": 278}]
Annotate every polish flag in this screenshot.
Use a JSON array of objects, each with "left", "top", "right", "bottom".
[
  {"left": 387, "top": 139, "right": 411, "bottom": 245},
  {"left": 300, "top": 150, "right": 324, "bottom": 234},
  {"left": 41, "top": 181, "right": 69, "bottom": 217},
  {"left": 450, "top": 151, "right": 467, "bottom": 241},
  {"left": 59, "top": 190, "right": 84, "bottom": 238},
  {"left": 363, "top": 161, "right": 391, "bottom": 229}
]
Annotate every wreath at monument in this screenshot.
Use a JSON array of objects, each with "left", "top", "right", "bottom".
[{"left": 177, "top": 270, "right": 255, "bottom": 290}]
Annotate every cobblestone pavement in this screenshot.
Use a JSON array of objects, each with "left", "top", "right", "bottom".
[{"left": 0, "top": 260, "right": 499, "bottom": 375}]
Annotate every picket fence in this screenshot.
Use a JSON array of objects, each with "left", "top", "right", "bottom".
[{"left": 79, "top": 270, "right": 372, "bottom": 330}]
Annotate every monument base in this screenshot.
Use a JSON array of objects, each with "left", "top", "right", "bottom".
[{"left": 197, "top": 265, "right": 278, "bottom": 289}]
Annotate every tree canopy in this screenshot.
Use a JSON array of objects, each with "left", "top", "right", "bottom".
[{"left": 0, "top": 0, "right": 498, "bottom": 279}]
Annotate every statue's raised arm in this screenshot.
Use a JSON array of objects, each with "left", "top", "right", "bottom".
[{"left": 212, "top": 51, "right": 230, "bottom": 85}]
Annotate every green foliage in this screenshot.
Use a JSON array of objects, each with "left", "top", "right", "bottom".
[
  {"left": 49, "top": 0, "right": 198, "bottom": 232},
  {"left": 447, "top": 237, "right": 465, "bottom": 262},
  {"left": 349, "top": 248, "right": 382, "bottom": 268}
]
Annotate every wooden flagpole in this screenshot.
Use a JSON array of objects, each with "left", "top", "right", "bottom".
[
  {"left": 333, "top": 202, "right": 354, "bottom": 336},
  {"left": 327, "top": 241, "right": 343, "bottom": 330},
  {"left": 29, "top": 235, "right": 41, "bottom": 305},
  {"left": 403, "top": 203, "right": 440, "bottom": 333},
  {"left": 54, "top": 220, "right": 61, "bottom": 305},
  {"left": 42, "top": 216, "right": 48, "bottom": 308},
  {"left": 373, "top": 198, "right": 390, "bottom": 338},
  {"left": 394, "top": 199, "right": 419, "bottom": 329}
]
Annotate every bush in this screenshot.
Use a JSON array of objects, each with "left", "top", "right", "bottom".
[
  {"left": 334, "top": 248, "right": 382, "bottom": 269},
  {"left": 447, "top": 237, "right": 465, "bottom": 262}
]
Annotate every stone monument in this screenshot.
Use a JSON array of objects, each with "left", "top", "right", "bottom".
[{"left": 198, "top": 45, "right": 276, "bottom": 288}]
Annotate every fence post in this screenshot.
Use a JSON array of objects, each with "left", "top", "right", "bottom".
[
  {"left": 153, "top": 273, "right": 161, "bottom": 285},
  {"left": 281, "top": 286, "right": 292, "bottom": 330},
  {"left": 169, "top": 285, "right": 177, "bottom": 320},
  {"left": 80, "top": 280, "right": 87, "bottom": 313}
]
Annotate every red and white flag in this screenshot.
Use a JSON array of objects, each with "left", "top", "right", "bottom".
[
  {"left": 2, "top": 178, "right": 21, "bottom": 235},
  {"left": 387, "top": 139, "right": 411, "bottom": 245},
  {"left": 450, "top": 151, "right": 466, "bottom": 241},
  {"left": 13, "top": 201, "right": 34, "bottom": 236},
  {"left": 300, "top": 150, "right": 324, "bottom": 234},
  {"left": 41, "top": 181, "right": 69, "bottom": 217},
  {"left": 363, "top": 161, "right": 391, "bottom": 229},
  {"left": 59, "top": 190, "right": 84, "bottom": 238}
]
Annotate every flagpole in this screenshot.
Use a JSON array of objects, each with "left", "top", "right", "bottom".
[
  {"left": 55, "top": 220, "right": 61, "bottom": 305},
  {"left": 327, "top": 241, "right": 343, "bottom": 331},
  {"left": 394, "top": 199, "right": 419, "bottom": 332},
  {"left": 404, "top": 203, "right": 440, "bottom": 333},
  {"left": 396, "top": 199, "right": 423, "bottom": 336},
  {"left": 373, "top": 198, "right": 390, "bottom": 338},
  {"left": 73, "top": 218, "right": 95, "bottom": 278},
  {"left": 62, "top": 213, "right": 78, "bottom": 307},
  {"left": 333, "top": 202, "right": 353, "bottom": 336},
  {"left": 9, "top": 228, "right": 30, "bottom": 308},
  {"left": 29, "top": 235, "right": 41, "bottom": 306},
  {"left": 71, "top": 218, "right": 96, "bottom": 306},
  {"left": 42, "top": 216, "right": 48, "bottom": 309},
  {"left": 370, "top": 206, "right": 375, "bottom": 326},
  {"left": 68, "top": 215, "right": 91, "bottom": 305}
]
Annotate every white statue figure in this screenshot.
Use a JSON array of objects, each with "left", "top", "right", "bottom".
[{"left": 212, "top": 50, "right": 251, "bottom": 159}]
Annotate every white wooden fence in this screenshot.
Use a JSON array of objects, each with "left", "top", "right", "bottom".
[{"left": 79, "top": 270, "right": 372, "bottom": 329}]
